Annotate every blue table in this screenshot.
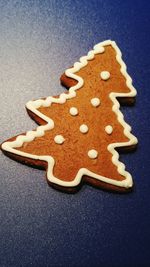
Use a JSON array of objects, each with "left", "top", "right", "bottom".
[{"left": 0, "top": 1, "right": 150, "bottom": 266}]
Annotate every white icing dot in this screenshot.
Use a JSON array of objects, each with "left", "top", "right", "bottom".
[
  {"left": 105, "top": 125, "right": 113, "bottom": 135},
  {"left": 100, "top": 71, "right": 110, "bottom": 80},
  {"left": 79, "top": 124, "right": 89, "bottom": 134},
  {"left": 91, "top": 98, "right": 100, "bottom": 107},
  {"left": 69, "top": 107, "right": 78, "bottom": 116},
  {"left": 54, "top": 135, "right": 65, "bottom": 144},
  {"left": 88, "top": 149, "right": 98, "bottom": 159}
]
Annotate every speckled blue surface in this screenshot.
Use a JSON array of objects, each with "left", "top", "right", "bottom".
[{"left": 0, "top": 1, "right": 150, "bottom": 266}]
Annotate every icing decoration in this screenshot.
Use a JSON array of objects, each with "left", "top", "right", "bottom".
[
  {"left": 1, "top": 40, "right": 138, "bottom": 189},
  {"left": 69, "top": 107, "right": 78, "bottom": 116},
  {"left": 91, "top": 98, "right": 100, "bottom": 107},
  {"left": 79, "top": 124, "right": 89, "bottom": 134},
  {"left": 88, "top": 149, "right": 98, "bottom": 159},
  {"left": 98, "top": 47, "right": 105, "bottom": 53},
  {"left": 100, "top": 71, "right": 110, "bottom": 80},
  {"left": 54, "top": 135, "right": 65, "bottom": 144},
  {"left": 105, "top": 125, "right": 113, "bottom": 135}
]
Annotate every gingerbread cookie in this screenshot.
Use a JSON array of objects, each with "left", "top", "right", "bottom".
[{"left": 1, "top": 40, "right": 138, "bottom": 192}]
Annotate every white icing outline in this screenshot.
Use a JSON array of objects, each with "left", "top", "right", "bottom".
[{"left": 2, "top": 40, "right": 138, "bottom": 189}]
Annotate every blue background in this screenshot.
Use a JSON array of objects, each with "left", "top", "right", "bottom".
[{"left": 0, "top": 0, "right": 150, "bottom": 266}]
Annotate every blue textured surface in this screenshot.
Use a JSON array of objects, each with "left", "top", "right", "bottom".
[{"left": 0, "top": 1, "right": 150, "bottom": 266}]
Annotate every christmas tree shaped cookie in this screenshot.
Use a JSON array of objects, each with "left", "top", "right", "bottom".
[{"left": 1, "top": 40, "right": 138, "bottom": 192}]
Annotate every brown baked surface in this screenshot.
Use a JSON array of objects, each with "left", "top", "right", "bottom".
[{"left": 1, "top": 44, "right": 137, "bottom": 192}]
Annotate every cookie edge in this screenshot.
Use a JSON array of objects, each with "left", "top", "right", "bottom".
[{"left": 1, "top": 40, "right": 138, "bottom": 189}]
